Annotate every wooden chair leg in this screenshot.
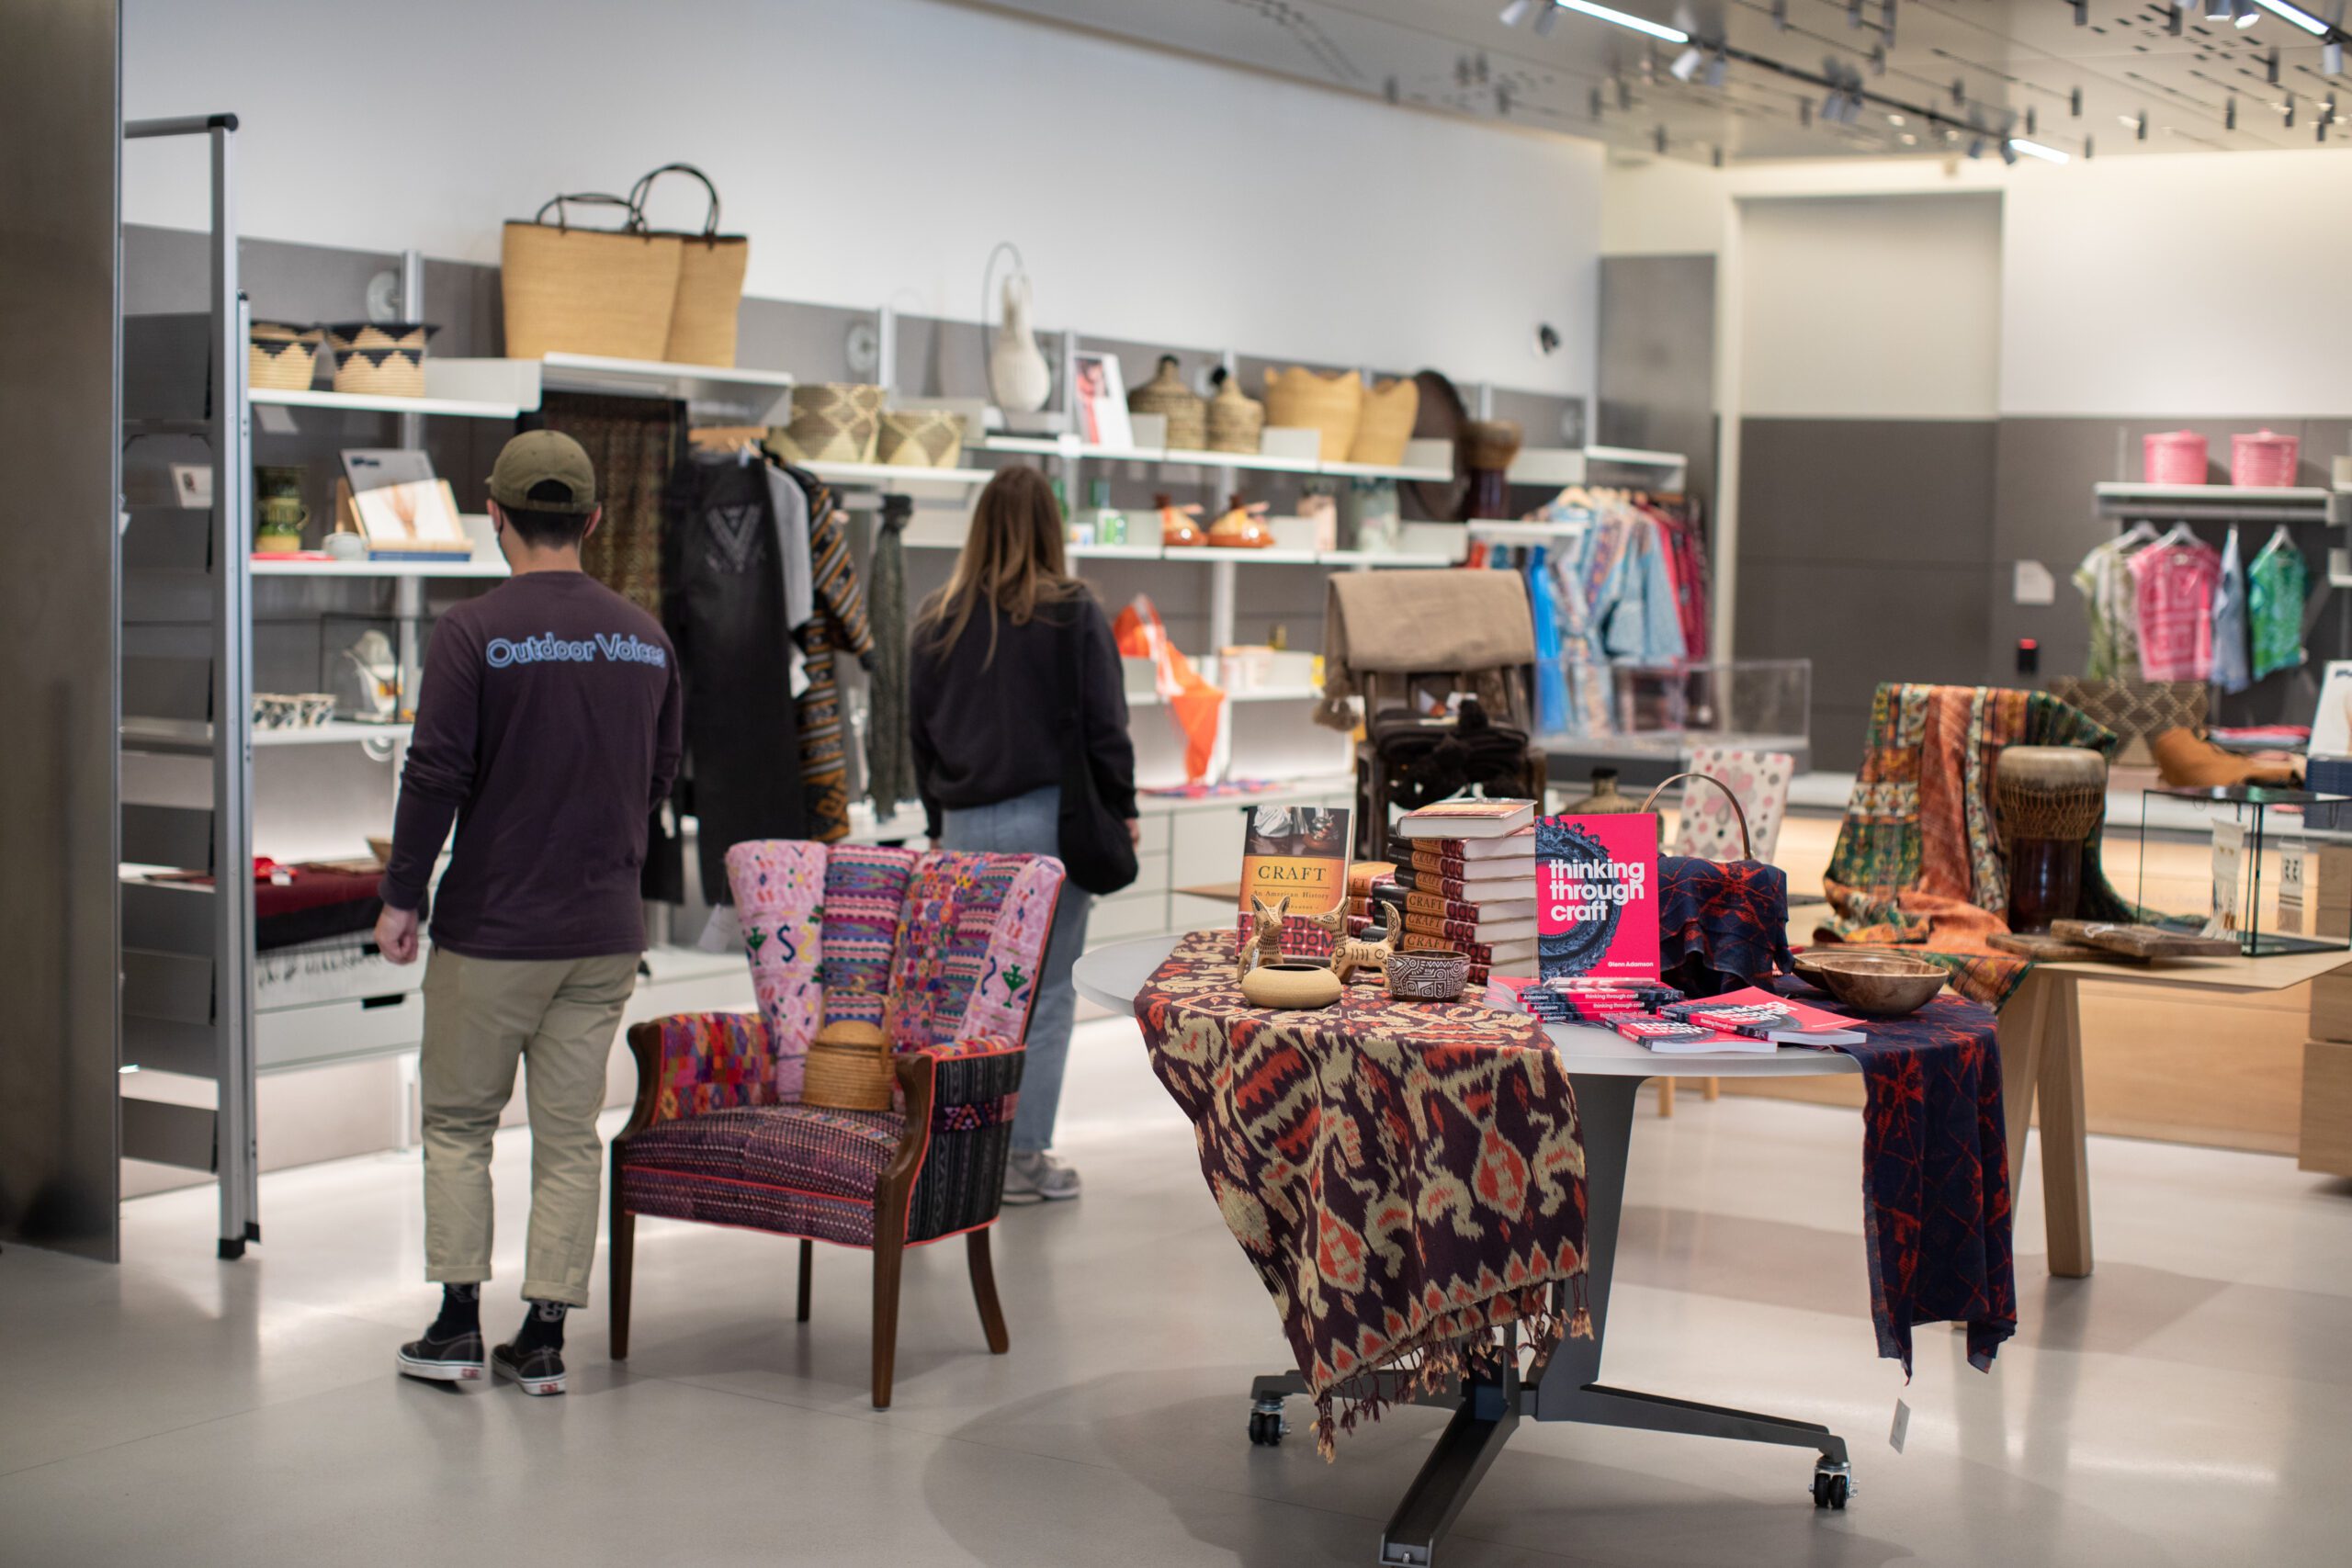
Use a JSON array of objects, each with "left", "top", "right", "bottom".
[
  {"left": 608, "top": 1166, "right": 635, "bottom": 1361},
  {"left": 1702, "top": 1076, "right": 1720, "bottom": 1101},
  {"left": 872, "top": 1222, "right": 906, "bottom": 1409},
  {"left": 967, "top": 1228, "right": 1010, "bottom": 1354},
  {"left": 1657, "top": 1077, "right": 1676, "bottom": 1117},
  {"left": 796, "top": 1238, "right": 813, "bottom": 1324}
]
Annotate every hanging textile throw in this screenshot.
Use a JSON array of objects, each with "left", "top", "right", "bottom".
[
  {"left": 1134, "top": 930, "right": 1589, "bottom": 1458},
  {"left": 792, "top": 479, "right": 874, "bottom": 843},
  {"left": 865, "top": 495, "right": 920, "bottom": 817},
  {"left": 2247, "top": 529, "right": 2308, "bottom": 682}
]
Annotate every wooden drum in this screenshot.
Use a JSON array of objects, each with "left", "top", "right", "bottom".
[{"left": 1994, "top": 746, "right": 2109, "bottom": 933}]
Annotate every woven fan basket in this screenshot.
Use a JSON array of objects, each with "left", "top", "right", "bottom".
[
  {"left": 800, "top": 1021, "right": 895, "bottom": 1112},
  {"left": 1205, "top": 374, "right": 1264, "bottom": 454},
  {"left": 768, "top": 383, "right": 885, "bottom": 465},
  {"left": 2231, "top": 429, "right": 2300, "bottom": 489},
  {"left": 1128, "top": 355, "right": 1206, "bottom": 451},
  {"left": 1349, "top": 377, "right": 1419, "bottom": 465},
  {"left": 249, "top": 322, "right": 322, "bottom": 391},
  {"left": 2143, "top": 430, "right": 2208, "bottom": 486},
  {"left": 1263, "top": 367, "right": 1362, "bottom": 462},
  {"left": 874, "top": 409, "right": 967, "bottom": 468},
  {"left": 501, "top": 194, "right": 683, "bottom": 362}
]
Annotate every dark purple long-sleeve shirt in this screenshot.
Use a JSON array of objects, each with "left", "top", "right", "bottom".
[{"left": 380, "top": 570, "right": 683, "bottom": 961}]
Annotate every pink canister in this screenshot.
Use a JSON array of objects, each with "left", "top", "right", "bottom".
[
  {"left": 2143, "top": 430, "right": 2208, "bottom": 485},
  {"left": 2230, "top": 429, "right": 2300, "bottom": 488}
]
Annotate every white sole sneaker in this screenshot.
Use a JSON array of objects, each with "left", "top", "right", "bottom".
[
  {"left": 395, "top": 1348, "right": 485, "bottom": 1382},
  {"left": 492, "top": 1348, "right": 568, "bottom": 1396}
]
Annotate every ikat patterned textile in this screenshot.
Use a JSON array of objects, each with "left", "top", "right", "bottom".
[
  {"left": 1657, "top": 855, "right": 1793, "bottom": 998},
  {"left": 1821, "top": 684, "right": 2137, "bottom": 1008},
  {"left": 821, "top": 844, "right": 917, "bottom": 1029},
  {"left": 1135, "top": 930, "right": 1590, "bottom": 1457},
  {"left": 617, "top": 1100, "right": 906, "bottom": 1248},
  {"left": 792, "top": 482, "right": 875, "bottom": 843},
  {"left": 1772, "top": 976, "right": 2018, "bottom": 1376},
  {"left": 726, "top": 840, "right": 827, "bottom": 1100},
  {"left": 889, "top": 852, "right": 1064, "bottom": 1052},
  {"left": 650, "top": 1011, "right": 778, "bottom": 1124}
]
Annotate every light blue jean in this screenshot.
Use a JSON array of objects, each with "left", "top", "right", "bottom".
[{"left": 941, "top": 785, "right": 1091, "bottom": 1154}]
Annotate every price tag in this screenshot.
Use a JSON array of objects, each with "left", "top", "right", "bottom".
[{"left": 1889, "top": 1398, "right": 1911, "bottom": 1453}]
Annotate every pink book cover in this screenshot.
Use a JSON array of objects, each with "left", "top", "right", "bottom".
[{"left": 1535, "top": 812, "right": 1659, "bottom": 982}]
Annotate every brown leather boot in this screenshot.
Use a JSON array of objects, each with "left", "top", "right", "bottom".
[{"left": 2150, "top": 727, "right": 2303, "bottom": 788}]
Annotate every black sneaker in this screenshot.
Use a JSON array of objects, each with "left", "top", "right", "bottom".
[
  {"left": 395, "top": 1325, "right": 486, "bottom": 1383},
  {"left": 492, "top": 1340, "right": 568, "bottom": 1396}
]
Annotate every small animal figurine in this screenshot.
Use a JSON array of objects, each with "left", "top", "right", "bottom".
[
  {"left": 1314, "top": 898, "right": 1400, "bottom": 987},
  {"left": 1243, "top": 893, "right": 1291, "bottom": 978}
]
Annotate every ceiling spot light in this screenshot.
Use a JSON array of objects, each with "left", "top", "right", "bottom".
[
  {"left": 1888, "top": 112, "right": 1907, "bottom": 125},
  {"left": 1968, "top": 134, "right": 1987, "bottom": 157},
  {"left": 2249, "top": 0, "right": 2330, "bottom": 31},
  {"left": 2027, "top": 107, "right": 2039, "bottom": 134},
  {"left": 2286, "top": 93, "right": 2298, "bottom": 125},
  {"left": 2325, "top": 39, "right": 2344, "bottom": 74},
  {"left": 1671, "top": 45, "right": 1704, "bottom": 82},
  {"left": 1801, "top": 97, "right": 1814, "bottom": 126},
  {"left": 1655, "top": 123, "right": 1669, "bottom": 153},
  {"left": 2071, "top": 85, "right": 2085, "bottom": 116},
  {"left": 2011, "top": 137, "right": 2072, "bottom": 162},
  {"left": 2084, "top": 134, "right": 2096, "bottom": 157},
  {"left": 1999, "top": 139, "right": 2020, "bottom": 164},
  {"left": 1900, "top": 131, "right": 1918, "bottom": 144},
  {"left": 1499, "top": 0, "right": 1539, "bottom": 25},
  {"left": 2139, "top": 111, "right": 2151, "bottom": 139},
  {"left": 1885, "top": 0, "right": 1900, "bottom": 49},
  {"left": 1535, "top": 2, "right": 1564, "bottom": 35},
  {"left": 1706, "top": 50, "right": 1729, "bottom": 88},
  {"left": 2227, "top": 96, "right": 2238, "bottom": 128},
  {"left": 1555, "top": 0, "right": 1690, "bottom": 43},
  {"left": 1590, "top": 85, "right": 1605, "bottom": 118},
  {"left": 2235, "top": 2, "right": 2263, "bottom": 27},
  {"left": 2168, "top": 2, "right": 2186, "bottom": 33},
  {"left": 2073, "top": 0, "right": 2089, "bottom": 22},
  {"left": 1952, "top": 77, "right": 1968, "bottom": 106},
  {"left": 2204, "top": 0, "right": 2232, "bottom": 18},
  {"left": 1849, "top": 0, "right": 1863, "bottom": 28},
  {"left": 2267, "top": 47, "right": 2282, "bottom": 83},
  {"left": 1713, "top": 144, "right": 1725, "bottom": 166},
  {"left": 1773, "top": 0, "right": 1789, "bottom": 29}
]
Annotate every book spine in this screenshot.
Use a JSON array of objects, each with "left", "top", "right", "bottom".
[
  {"left": 1399, "top": 930, "right": 1497, "bottom": 964},
  {"left": 1403, "top": 911, "right": 1489, "bottom": 944},
  {"left": 1403, "top": 889, "right": 1486, "bottom": 922}
]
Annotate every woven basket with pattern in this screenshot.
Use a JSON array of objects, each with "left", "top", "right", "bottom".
[
  {"left": 1205, "top": 371, "right": 1264, "bottom": 454},
  {"left": 875, "top": 409, "right": 967, "bottom": 468},
  {"left": 801, "top": 1021, "right": 894, "bottom": 1111},
  {"left": 769, "top": 383, "right": 885, "bottom": 465},
  {"left": 249, "top": 322, "right": 322, "bottom": 391},
  {"left": 326, "top": 322, "right": 435, "bottom": 399},
  {"left": 1128, "top": 355, "right": 1206, "bottom": 451}
]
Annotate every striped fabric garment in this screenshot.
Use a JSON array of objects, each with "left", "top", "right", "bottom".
[{"left": 793, "top": 488, "right": 875, "bottom": 843}]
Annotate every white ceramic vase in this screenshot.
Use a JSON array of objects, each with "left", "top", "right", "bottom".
[{"left": 989, "top": 272, "right": 1052, "bottom": 413}]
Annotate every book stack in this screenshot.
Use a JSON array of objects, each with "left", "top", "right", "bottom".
[
  {"left": 1394, "top": 800, "right": 1538, "bottom": 980},
  {"left": 1343, "top": 861, "right": 1402, "bottom": 926}
]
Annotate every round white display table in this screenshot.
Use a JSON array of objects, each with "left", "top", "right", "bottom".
[{"left": 1077, "top": 931, "right": 1864, "bottom": 1563}]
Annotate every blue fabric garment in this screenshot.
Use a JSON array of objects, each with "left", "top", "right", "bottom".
[
  {"left": 1600, "top": 519, "right": 1690, "bottom": 667},
  {"left": 2211, "top": 525, "right": 2251, "bottom": 695},
  {"left": 1526, "top": 544, "right": 1568, "bottom": 735},
  {"left": 939, "top": 784, "right": 1091, "bottom": 1154}
]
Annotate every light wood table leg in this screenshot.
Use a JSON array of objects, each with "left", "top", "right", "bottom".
[
  {"left": 2038, "top": 974, "right": 2094, "bottom": 1278},
  {"left": 1702, "top": 1077, "right": 1720, "bottom": 1101},
  {"left": 1996, "top": 969, "right": 2051, "bottom": 1190},
  {"left": 1657, "top": 1077, "right": 1676, "bottom": 1117}
]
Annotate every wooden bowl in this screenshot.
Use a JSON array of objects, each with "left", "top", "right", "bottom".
[
  {"left": 1240, "top": 961, "right": 1342, "bottom": 1010},
  {"left": 1799, "top": 952, "right": 1949, "bottom": 1017}
]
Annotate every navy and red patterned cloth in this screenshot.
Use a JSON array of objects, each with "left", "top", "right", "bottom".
[
  {"left": 1773, "top": 975, "right": 2018, "bottom": 1376},
  {"left": 1657, "top": 853, "right": 1794, "bottom": 998}
]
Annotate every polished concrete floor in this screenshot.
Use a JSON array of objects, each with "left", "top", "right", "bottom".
[{"left": 6, "top": 1014, "right": 2352, "bottom": 1567}]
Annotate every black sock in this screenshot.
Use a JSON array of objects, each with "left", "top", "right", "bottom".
[
  {"left": 430, "top": 1283, "right": 481, "bottom": 1338},
  {"left": 515, "top": 1299, "right": 568, "bottom": 1352}
]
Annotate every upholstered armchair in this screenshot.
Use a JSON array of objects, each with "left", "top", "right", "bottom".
[{"left": 609, "top": 841, "right": 1065, "bottom": 1408}]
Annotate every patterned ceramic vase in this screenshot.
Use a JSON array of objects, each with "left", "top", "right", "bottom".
[{"left": 1385, "top": 948, "right": 1470, "bottom": 1002}]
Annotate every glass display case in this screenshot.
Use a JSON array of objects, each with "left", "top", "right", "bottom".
[{"left": 1537, "top": 657, "right": 1811, "bottom": 761}]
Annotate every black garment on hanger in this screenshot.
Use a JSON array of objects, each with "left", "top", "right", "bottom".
[{"left": 663, "top": 451, "right": 805, "bottom": 904}]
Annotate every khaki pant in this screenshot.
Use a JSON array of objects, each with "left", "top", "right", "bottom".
[{"left": 421, "top": 948, "right": 639, "bottom": 1307}]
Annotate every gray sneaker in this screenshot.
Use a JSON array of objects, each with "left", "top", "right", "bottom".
[{"left": 1002, "top": 1150, "right": 1081, "bottom": 1204}]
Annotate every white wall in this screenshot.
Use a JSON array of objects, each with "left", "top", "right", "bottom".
[
  {"left": 121, "top": 0, "right": 1602, "bottom": 394},
  {"left": 1603, "top": 148, "right": 2352, "bottom": 418},
  {"left": 1736, "top": 194, "right": 2002, "bottom": 420}
]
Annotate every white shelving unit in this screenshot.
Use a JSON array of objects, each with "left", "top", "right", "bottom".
[
  {"left": 974, "top": 434, "right": 1449, "bottom": 484},
  {"left": 1464, "top": 517, "right": 1589, "bottom": 544},
  {"left": 797, "top": 459, "right": 996, "bottom": 491},
  {"left": 250, "top": 386, "right": 524, "bottom": 421},
  {"left": 252, "top": 554, "right": 508, "bottom": 580},
  {"left": 425, "top": 353, "right": 796, "bottom": 422},
  {"left": 2094, "top": 480, "right": 2346, "bottom": 525}
]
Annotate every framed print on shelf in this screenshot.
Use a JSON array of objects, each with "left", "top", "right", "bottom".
[{"left": 1071, "top": 350, "right": 1134, "bottom": 450}]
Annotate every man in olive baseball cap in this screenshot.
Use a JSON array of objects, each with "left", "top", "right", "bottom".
[{"left": 380, "top": 424, "right": 680, "bottom": 1396}]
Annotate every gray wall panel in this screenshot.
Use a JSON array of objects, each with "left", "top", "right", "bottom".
[
  {"left": 1, "top": 0, "right": 121, "bottom": 1258},
  {"left": 1736, "top": 418, "right": 1997, "bottom": 770},
  {"left": 1597, "top": 254, "right": 1715, "bottom": 508}
]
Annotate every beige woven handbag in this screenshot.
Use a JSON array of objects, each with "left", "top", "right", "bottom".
[
  {"left": 500, "top": 192, "right": 681, "bottom": 363},
  {"left": 630, "top": 164, "right": 748, "bottom": 367}
]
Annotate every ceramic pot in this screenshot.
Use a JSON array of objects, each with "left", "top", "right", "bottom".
[
  {"left": 1240, "top": 961, "right": 1342, "bottom": 1010},
  {"left": 989, "top": 273, "right": 1052, "bottom": 413},
  {"left": 1385, "top": 948, "right": 1470, "bottom": 1002},
  {"left": 254, "top": 464, "right": 309, "bottom": 551}
]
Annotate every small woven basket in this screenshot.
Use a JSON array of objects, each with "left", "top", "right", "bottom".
[
  {"left": 1128, "top": 355, "right": 1206, "bottom": 451},
  {"left": 800, "top": 1021, "right": 894, "bottom": 1112},
  {"left": 1349, "top": 377, "right": 1419, "bottom": 466},
  {"left": 2231, "top": 429, "right": 2300, "bottom": 489},
  {"left": 1205, "top": 371, "right": 1264, "bottom": 454},
  {"left": 249, "top": 321, "right": 322, "bottom": 391},
  {"left": 769, "top": 383, "right": 884, "bottom": 465},
  {"left": 326, "top": 322, "right": 435, "bottom": 399},
  {"left": 874, "top": 408, "right": 967, "bottom": 468},
  {"left": 2143, "top": 430, "right": 2208, "bottom": 485},
  {"left": 1263, "top": 366, "right": 1363, "bottom": 462}
]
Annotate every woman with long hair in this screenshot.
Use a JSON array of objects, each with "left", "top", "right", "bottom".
[{"left": 910, "top": 465, "right": 1136, "bottom": 1202}]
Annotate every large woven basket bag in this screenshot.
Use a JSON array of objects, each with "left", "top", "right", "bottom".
[
  {"left": 630, "top": 164, "right": 748, "bottom": 367},
  {"left": 1263, "top": 366, "right": 1363, "bottom": 463},
  {"left": 1350, "top": 376, "right": 1419, "bottom": 465},
  {"left": 501, "top": 191, "right": 681, "bottom": 363}
]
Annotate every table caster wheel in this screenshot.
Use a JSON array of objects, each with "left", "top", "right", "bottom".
[
  {"left": 1248, "top": 1401, "right": 1287, "bottom": 1447},
  {"left": 1812, "top": 1460, "right": 1853, "bottom": 1511}
]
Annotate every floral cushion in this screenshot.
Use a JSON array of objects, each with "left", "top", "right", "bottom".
[{"left": 726, "top": 840, "right": 827, "bottom": 1100}]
